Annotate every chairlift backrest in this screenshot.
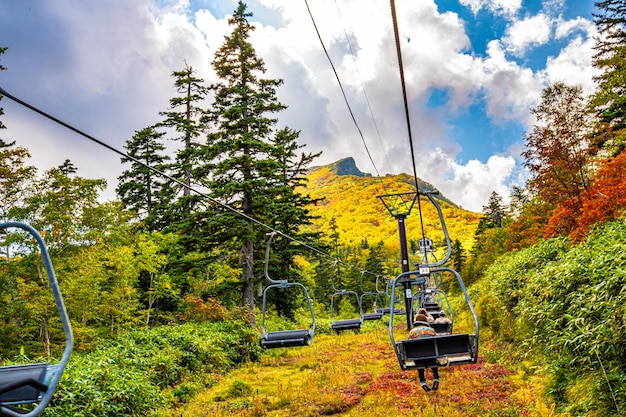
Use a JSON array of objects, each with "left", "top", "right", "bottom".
[{"left": 0, "top": 222, "right": 73, "bottom": 417}]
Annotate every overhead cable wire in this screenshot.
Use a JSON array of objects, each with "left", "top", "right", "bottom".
[
  {"left": 0, "top": 86, "right": 374, "bottom": 275},
  {"left": 303, "top": 0, "right": 389, "bottom": 193},
  {"left": 332, "top": 0, "right": 394, "bottom": 174},
  {"left": 388, "top": 0, "right": 429, "bottom": 258}
]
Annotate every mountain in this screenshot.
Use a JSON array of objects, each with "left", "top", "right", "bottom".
[
  {"left": 304, "top": 158, "right": 482, "bottom": 258},
  {"left": 311, "top": 157, "right": 372, "bottom": 177}
]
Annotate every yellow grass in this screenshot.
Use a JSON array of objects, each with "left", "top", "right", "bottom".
[{"left": 159, "top": 325, "right": 566, "bottom": 417}]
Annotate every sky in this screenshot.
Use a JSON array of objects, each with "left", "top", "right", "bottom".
[{"left": 0, "top": 0, "right": 599, "bottom": 212}]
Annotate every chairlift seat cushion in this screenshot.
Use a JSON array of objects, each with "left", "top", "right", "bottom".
[
  {"left": 332, "top": 319, "right": 362, "bottom": 331},
  {"left": 0, "top": 363, "right": 48, "bottom": 403},
  {"left": 362, "top": 313, "right": 383, "bottom": 321},
  {"left": 261, "top": 330, "right": 312, "bottom": 349}
]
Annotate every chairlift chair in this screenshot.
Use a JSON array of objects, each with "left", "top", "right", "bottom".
[
  {"left": 330, "top": 261, "right": 362, "bottom": 332},
  {"left": 413, "top": 288, "right": 454, "bottom": 335},
  {"left": 389, "top": 268, "right": 478, "bottom": 370},
  {"left": 374, "top": 276, "right": 405, "bottom": 316},
  {"left": 0, "top": 222, "right": 73, "bottom": 417},
  {"left": 259, "top": 232, "right": 316, "bottom": 349},
  {"left": 387, "top": 193, "right": 479, "bottom": 371}
]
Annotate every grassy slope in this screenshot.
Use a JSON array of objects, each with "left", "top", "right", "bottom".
[{"left": 169, "top": 325, "right": 561, "bottom": 417}]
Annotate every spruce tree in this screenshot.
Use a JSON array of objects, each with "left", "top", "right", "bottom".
[
  {"left": 590, "top": 0, "right": 626, "bottom": 156},
  {"left": 203, "top": 2, "right": 299, "bottom": 320},
  {"left": 482, "top": 191, "right": 507, "bottom": 228},
  {"left": 117, "top": 126, "right": 170, "bottom": 230},
  {"left": 157, "top": 64, "right": 209, "bottom": 219}
]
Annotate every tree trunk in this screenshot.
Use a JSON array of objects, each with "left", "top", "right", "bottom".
[{"left": 242, "top": 238, "right": 255, "bottom": 326}]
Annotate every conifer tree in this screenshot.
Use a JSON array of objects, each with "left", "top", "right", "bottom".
[
  {"left": 117, "top": 126, "right": 170, "bottom": 230},
  {"left": 482, "top": 191, "right": 507, "bottom": 228},
  {"left": 203, "top": 2, "right": 299, "bottom": 320},
  {"left": 158, "top": 64, "right": 209, "bottom": 218},
  {"left": 266, "top": 127, "right": 323, "bottom": 275},
  {"left": 590, "top": 0, "right": 626, "bottom": 156}
]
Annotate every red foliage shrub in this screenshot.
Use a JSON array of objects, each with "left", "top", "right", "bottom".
[
  {"left": 546, "top": 150, "right": 626, "bottom": 241},
  {"left": 179, "top": 295, "right": 228, "bottom": 322}
]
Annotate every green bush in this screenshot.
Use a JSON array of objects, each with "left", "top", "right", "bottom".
[
  {"left": 483, "top": 219, "right": 626, "bottom": 415},
  {"left": 44, "top": 320, "right": 261, "bottom": 416}
]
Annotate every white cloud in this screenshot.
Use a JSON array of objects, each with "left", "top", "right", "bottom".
[
  {"left": 502, "top": 14, "right": 552, "bottom": 55},
  {"left": 543, "top": 35, "right": 599, "bottom": 95},
  {"left": 417, "top": 148, "right": 516, "bottom": 211},
  {"left": 0, "top": 0, "right": 597, "bottom": 212},
  {"left": 459, "top": 0, "right": 522, "bottom": 16}
]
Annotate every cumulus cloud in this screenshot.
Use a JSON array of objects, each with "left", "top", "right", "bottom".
[
  {"left": 459, "top": 0, "right": 522, "bottom": 16},
  {"left": 502, "top": 14, "right": 552, "bottom": 55},
  {"left": 417, "top": 148, "right": 517, "bottom": 211},
  {"left": 0, "top": 0, "right": 597, "bottom": 211}
]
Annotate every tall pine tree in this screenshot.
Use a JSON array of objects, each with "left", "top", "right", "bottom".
[
  {"left": 203, "top": 2, "right": 306, "bottom": 321},
  {"left": 157, "top": 64, "right": 209, "bottom": 221}
]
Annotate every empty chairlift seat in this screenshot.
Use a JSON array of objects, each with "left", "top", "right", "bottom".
[
  {"left": 260, "top": 329, "right": 313, "bottom": 349},
  {"left": 259, "top": 232, "right": 316, "bottom": 349}
]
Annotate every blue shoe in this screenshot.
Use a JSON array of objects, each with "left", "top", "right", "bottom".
[
  {"left": 431, "top": 379, "right": 439, "bottom": 391},
  {"left": 421, "top": 381, "right": 431, "bottom": 392}
]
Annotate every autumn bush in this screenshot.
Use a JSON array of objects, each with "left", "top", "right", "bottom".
[{"left": 546, "top": 149, "right": 626, "bottom": 241}]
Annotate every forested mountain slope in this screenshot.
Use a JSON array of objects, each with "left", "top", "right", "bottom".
[{"left": 303, "top": 157, "right": 482, "bottom": 257}]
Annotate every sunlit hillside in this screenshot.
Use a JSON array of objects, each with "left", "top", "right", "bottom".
[{"left": 304, "top": 157, "right": 482, "bottom": 261}]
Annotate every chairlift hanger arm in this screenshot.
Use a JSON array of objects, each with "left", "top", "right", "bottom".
[{"left": 0, "top": 222, "right": 73, "bottom": 417}]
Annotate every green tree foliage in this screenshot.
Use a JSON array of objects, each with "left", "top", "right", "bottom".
[
  {"left": 590, "top": 0, "right": 626, "bottom": 156},
  {"left": 22, "top": 160, "right": 107, "bottom": 251},
  {"left": 158, "top": 64, "right": 208, "bottom": 212},
  {"left": 482, "top": 191, "right": 507, "bottom": 228},
  {"left": 451, "top": 238, "right": 466, "bottom": 273},
  {"left": 483, "top": 219, "right": 626, "bottom": 415},
  {"left": 203, "top": 1, "right": 310, "bottom": 321},
  {"left": 463, "top": 191, "right": 507, "bottom": 285},
  {"left": 116, "top": 127, "right": 170, "bottom": 230},
  {"left": 0, "top": 142, "right": 37, "bottom": 223}
]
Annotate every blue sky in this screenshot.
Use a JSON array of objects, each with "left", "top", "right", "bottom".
[{"left": 0, "top": 0, "right": 598, "bottom": 211}]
